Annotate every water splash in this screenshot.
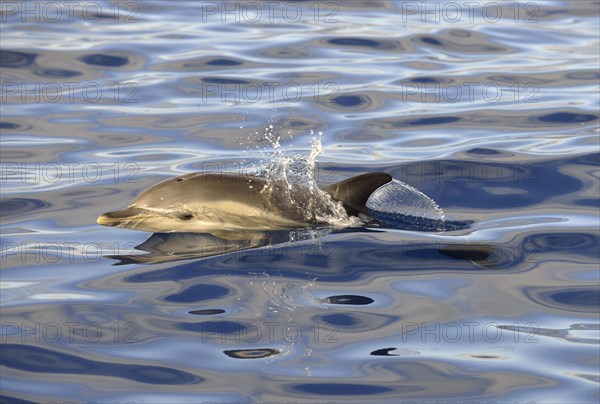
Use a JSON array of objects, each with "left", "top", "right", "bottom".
[
  {"left": 259, "top": 277, "right": 323, "bottom": 313},
  {"left": 249, "top": 127, "right": 355, "bottom": 226},
  {"left": 366, "top": 179, "right": 445, "bottom": 231}
]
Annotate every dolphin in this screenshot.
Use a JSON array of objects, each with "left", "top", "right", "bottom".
[{"left": 97, "top": 172, "right": 392, "bottom": 234}]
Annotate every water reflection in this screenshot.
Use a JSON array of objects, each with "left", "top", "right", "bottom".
[
  {"left": 0, "top": 198, "right": 51, "bottom": 220},
  {"left": 1, "top": 344, "right": 201, "bottom": 385},
  {"left": 412, "top": 30, "right": 513, "bottom": 53},
  {"left": 79, "top": 54, "right": 130, "bottom": 67},
  {"left": 0, "top": 50, "right": 37, "bottom": 67},
  {"left": 323, "top": 295, "right": 374, "bottom": 305},
  {"left": 189, "top": 309, "right": 226, "bottom": 316},
  {"left": 524, "top": 286, "right": 600, "bottom": 314},
  {"left": 104, "top": 227, "right": 528, "bottom": 281},
  {"left": 104, "top": 231, "right": 274, "bottom": 265},
  {"left": 97, "top": 221, "right": 528, "bottom": 272},
  {"left": 224, "top": 348, "right": 280, "bottom": 359}
]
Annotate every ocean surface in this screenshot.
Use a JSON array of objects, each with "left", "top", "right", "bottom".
[{"left": 1, "top": 1, "right": 599, "bottom": 403}]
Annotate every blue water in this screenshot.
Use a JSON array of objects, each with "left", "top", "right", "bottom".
[{"left": 1, "top": 1, "right": 599, "bottom": 403}]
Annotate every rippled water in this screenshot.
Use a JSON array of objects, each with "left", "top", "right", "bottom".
[{"left": 1, "top": 1, "right": 599, "bottom": 403}]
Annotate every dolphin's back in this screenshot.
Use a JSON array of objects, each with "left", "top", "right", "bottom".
[{"left": 134, "top": 173, "right": 268, "bottom": 207}]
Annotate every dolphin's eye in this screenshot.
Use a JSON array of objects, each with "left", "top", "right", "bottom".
[
  {"left": 174, "top": 178, "right": 184, "bottom": 182},
  {"left": 178, "top": 213, "right": 194, "bottom": 221}
]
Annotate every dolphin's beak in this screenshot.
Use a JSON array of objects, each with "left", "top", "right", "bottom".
[{"left": 97, "top": 207, "right": 148, "bottom": 227}]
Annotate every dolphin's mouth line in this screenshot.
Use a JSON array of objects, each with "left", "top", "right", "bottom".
[
  {"left": 97, "top": 207, "right": 160, "bottom": 228},
  {"left": 127, "top": 214, "right": 151, "bottom": 230}
]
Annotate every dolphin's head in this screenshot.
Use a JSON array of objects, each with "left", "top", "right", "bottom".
[
  {"left": 97, "top": 173, "right": 210, "bottom": 232},
  {"left": 97, "top": 173, "right": 303, "bottom": 233}
]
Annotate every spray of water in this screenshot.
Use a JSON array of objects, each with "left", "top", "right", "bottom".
[
  {"left": 242, "top": 123, "right": 444, "bottom": 230},
  {"left": 243, "top": 125, "right": 355, "bottom": 226}
]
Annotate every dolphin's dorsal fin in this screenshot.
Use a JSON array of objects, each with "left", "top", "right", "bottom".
[{"left": 325, "top": 173, "right": 392, "bottom": 216}]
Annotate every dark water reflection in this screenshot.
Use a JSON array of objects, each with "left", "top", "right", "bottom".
[
  {"left": 2, "top": 344, "right": 202, "bottom": 384},
  {"left": 1, "top": 1, "right": 599, "bottom": 403},
  {"left": 524, "top": 286, "right": 600, "bottom": 314}
]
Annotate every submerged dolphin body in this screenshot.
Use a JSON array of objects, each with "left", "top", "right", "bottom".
[{"left": 97, "top": 172, "right": 392, "bottom": 234}]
